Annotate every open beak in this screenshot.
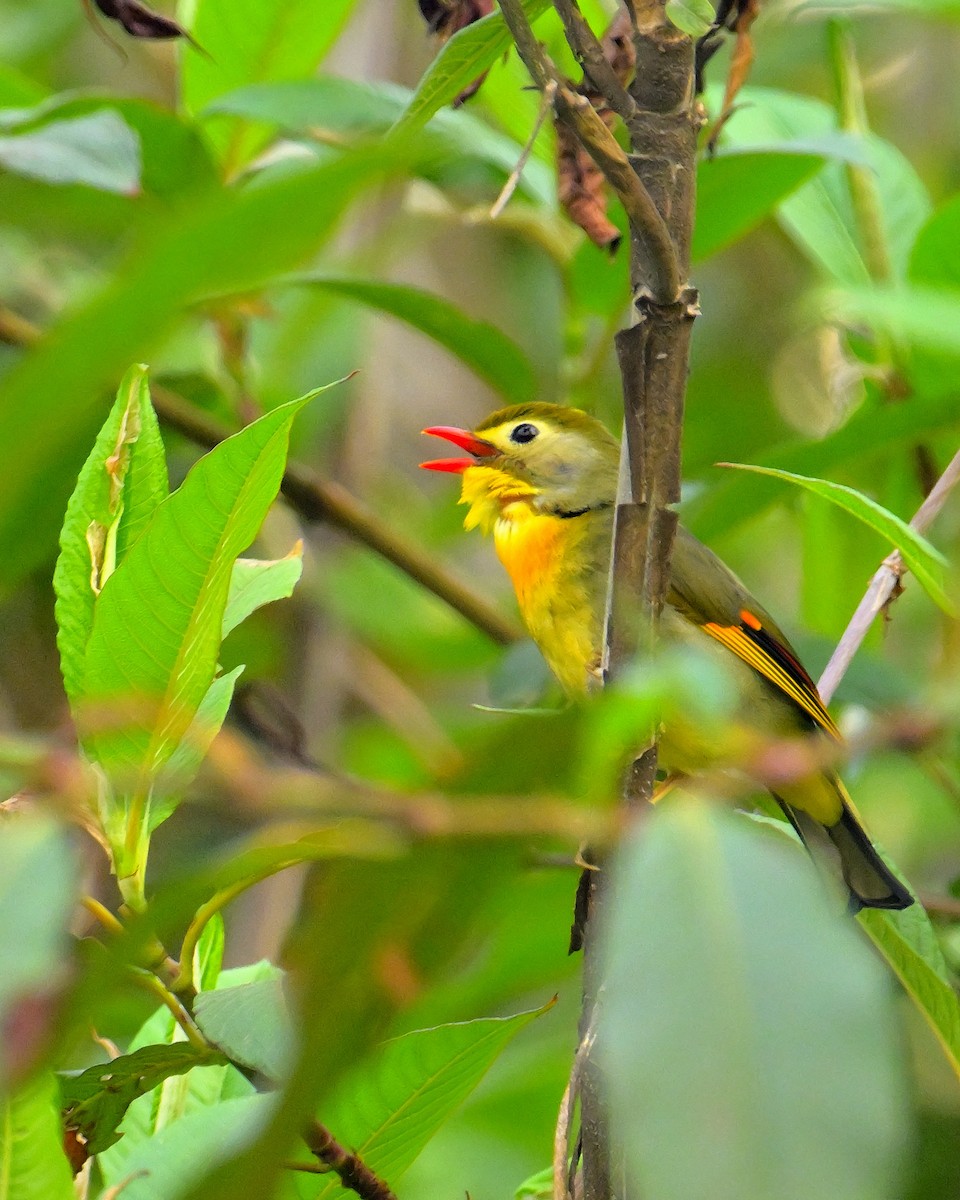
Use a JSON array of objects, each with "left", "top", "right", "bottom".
[{"left": 419, "top": 426, "right": 499, "bottom": 474}]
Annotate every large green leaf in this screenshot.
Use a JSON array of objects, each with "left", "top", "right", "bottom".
[
  {"left": 60, "top": 1042, "right": 227, "bottom": 1154},
  {"left": 53, "top": 364, "right": 168, "bottom": 709},
  {"left": 209, "top": 76, "right": 555, "bottom": 206},
  {"left": 600, "top": 801, "right": 908, "bottom": 1200},
  {"left": 713, "top": 85, "right": 930, "bottom": 282},
  {"left": 0, "top": 820, "right": 77, "bottom": 1081},
  {"left": 0, "top": 1074, "right": 74, "bottom": 1200},
  {"left": 79, "top": 393, "right": 315, "bottom": 871},
  {"left": 293, "top": 276, "right": 538, "bottom": 403},
  {"left": 296, "top": 1006, "right": 548, "bottom": 1199},
  {"left": 181, "top": 0, "right": 360, "bottom": 170},
  {"left": 720, "top": 461, "right": 954, "bottom": 613},
  {"left": 0, "top": 142, "right": 391, "bottom": 589},
  {"left": 684, "top": 390, "right": 960, "bottom": 542},
  {"left": 391, "top": 0, "right": 553, "bottom": 138},
  {"left": 99, "top": 1096, "right": 273, "bottom": 1200},
  {"left": 694, "top": 149, "right": 825, "bottom": 262},
  {"left": 860, "top": 907, "right": 960, "bottom": 1080}
]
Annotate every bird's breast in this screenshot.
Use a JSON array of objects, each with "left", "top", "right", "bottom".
[{"left": 493, "top": 501, "right": 600, "bottom": 694}]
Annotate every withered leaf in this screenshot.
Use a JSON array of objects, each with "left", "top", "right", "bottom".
[
  {"left": 556, "top": 115, "right": 622, "bottom": 253},
  {"left": 91, "top": 0, "right": 190, "bottom": 41},
  {"left": 706, "top": 0, "right": 761, "bottom": 150}
]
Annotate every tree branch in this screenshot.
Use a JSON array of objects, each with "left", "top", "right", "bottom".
[
  {"left": 0, "top": 304, "right": 520, "bottom": 647},
  {"left": 497, "top": 0, "right": 681, "bottom": 302},
  {"left": 818, "top": 445, "right": 960, "bottom": 704},
  {"left": 552, "top": 0, "right": 637, "bottom": 123}
]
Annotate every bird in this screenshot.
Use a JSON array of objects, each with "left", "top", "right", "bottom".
[{"left": 421, "top": 401, "right": 912, "bottom": 912}]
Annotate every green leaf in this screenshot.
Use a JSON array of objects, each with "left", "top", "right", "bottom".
[
  {"left": 712, "top": 85, "right": 930, "bottom": 282},
  {"left": 600, "top": 801, "right": 908, "bottom": 1200},
  {"left": 223, "top": 546, "right": 303, "bottom": 640},
  {"left": 194, "top": 976, "right": 294, "bottom": 1083},
  {"left": 694, "top": 150, "right": 825, "bottom": 262},
  {"left": 793, "top": 0, "right": 960, "bottom": 17},
  {"left": 60, "top": 1042, "right": 228, "bottom": 1154},
  {"left": 515, "top": 1166, "right": 554, "bottom": 1199},
  {"left": 391, "top": 0, "right": 553, "bottom": 138},
  {"left": 182, "top": 0, "right": 360, "bottom": 170},
  {"left": 297, "top": 1005, "right": 549, "bottom": 1198},
  {"left": 0, "top": 141, "right": 392, "bottom": 590},
  {"left": 719, "top": 461, "right": 954, "bottom": 614},
  {"left": 665, "top": 0, "right": 716, "bottom": 36},
  {"left": 209, "top": 76, "right": 554, "bottom": 206},
  {"left": 78, "top": 390, "right": 319, "bottom": 865},
  {"left": 0, "top": 1074, "right": 74, "bottom": 1200},
  {"left": 0, "top": 819, "right": 77, "bottom": 1079},
  {"left": 0, "top": 109, "right": 140, "bottom": 192},
  {"left": 293, "top": 276, "right": 538, "bottom": 404},
  {"left": 99, "top": 1096, "right": 273, "bottom": 1200},
  {"left": 53, "top": 364, "right": 168, "bottom": 709},
  {"left": 860, "top": 906, "right": 960, "bottom": 1081},
  {"left": 683, "top": 390, "right": 960, "bottom": 542}
]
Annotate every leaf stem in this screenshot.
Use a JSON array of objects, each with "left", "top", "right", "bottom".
[
  {"left": 126, "top": 965, "right": 208, "bottom": 1051},
  {"left": 81, "top": 895, "right": 124, "bottom": 935}
]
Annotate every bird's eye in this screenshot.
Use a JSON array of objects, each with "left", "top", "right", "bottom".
[{"left": 510, "top": 422, "right": 539, "bottom": 445}]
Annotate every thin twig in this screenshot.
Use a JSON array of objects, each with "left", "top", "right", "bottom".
[
  {"left": 81, "top": 895, "right": 124, "bottom": 936},
  {"left": 490, "top": 79, "right": 557, "bottom": 219},
  {"left": 553, "top": 0, "right": 637, "bottom": 122},
  {"left": 818, "top": 446, "right": 960, "bottom": 703},
  {"left": 0, "top": 304, "right": 520, "bottom": 647}
]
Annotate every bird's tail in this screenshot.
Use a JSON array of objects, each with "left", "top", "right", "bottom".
[{"left": 776, "top": 776, "right": 913, "bottom": 912}]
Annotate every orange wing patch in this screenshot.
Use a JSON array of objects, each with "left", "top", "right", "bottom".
[{"left": 703, "top": 617, "right": 841, "bottom": 740}]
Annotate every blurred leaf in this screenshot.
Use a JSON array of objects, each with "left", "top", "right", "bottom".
[
  {"left": 860, "top": 906, "right": 960, "bottom": 1080},
  {"left": 392, "top": 0, "right": 552, "bottom": 137},
  {"left": 100, "top": 1095, "right": 273, "bottom": 1200},
  {"left": 60, "top": 1042, "right": 227, "bottom": 1154},
  {"left": 600, "top": 801, "right": 908, "bottom": 1200},
  {"left": 53, "top": 364, "right": 168, "bottom": 708},
  {"left": 0, "top": 65, "right": 47, "bottom": 106},
  {"left": 223, "top": 546, "right": 304, "bottom": 639},
  {"left": 298, "top": 1005, "right": 549, "bottom": 1199},
  {"left": 294, "top": 275, "right": 538, "bottom": 403},
  {"left": 665, "top": 0, "right": 716, "bottom": 36},
  {"left": 714, "top": 85, "right": 930, "bottom": 281},
  {"left": 910, "top": 193, "right": 960, "bottom": 291},
  {"left": 721, "top": 461, "right": 954, "bottom": 613},
  {"left": 210, "top": 76, "right": 555, "bottom": 206},
  {"left": 195, "top": 977, "right": 294, "bottom": 1083},
  {"left": 515, "top": 1165, "right": 554, "bottom": 1198},
  {"left": 794, "top": 0, "right": 960, "bottom": 16},
  {"left": 827, "top": 282, "right": 960, "bottom": 361},
  {"left": 694, "top": 150, "right": 825, "bottom": 262},
  {"left": 0, "top": 819, "right": 77, "bottom": 1081},
  {"left": 0, "top": 109, "right": 140, "bottom": 192},
  {"left": 0, "top": 142, "right": 392, "bottom": 589},
  {"left": 79, "top": 394, "right": 313, "bottom": 857},
  {"left": 0, "top": 1074, "right": 74, "bottom": 1200},
  {"left": 182, "top": 0, "right": 360, "bottom": 170}
]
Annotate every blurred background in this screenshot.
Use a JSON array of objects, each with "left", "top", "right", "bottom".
[{"left": 1, "top": 0, "right": 960, "bottom": 1195}]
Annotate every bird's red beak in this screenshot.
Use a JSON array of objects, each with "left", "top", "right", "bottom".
[{"left": 419, "top": 426, "right": 499, "bottom": 474}]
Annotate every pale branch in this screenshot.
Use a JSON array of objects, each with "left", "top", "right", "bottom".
[
  {"left": 818, "top": 445, "right": 960, "bottom": 704},
  {"left": 552, "top": 0, "right": 637, "bottom": 123},
  {"left": 497, "top": 0, "right": 680, "bottom": 302},
  {"left": 0, "top": 304, "right": 520, "bottom": 648}
]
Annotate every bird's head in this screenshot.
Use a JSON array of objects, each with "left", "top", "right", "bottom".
[{"left": 420, "top": 403, "right": 619, "bottom": 533}]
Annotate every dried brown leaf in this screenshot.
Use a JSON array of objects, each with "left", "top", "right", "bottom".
[{"left": 556, "top": 115, "right": 622, "bottom": 253}]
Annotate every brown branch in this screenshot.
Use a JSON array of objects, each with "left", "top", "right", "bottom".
[
  {"left": 0, "top": 304, "right": 521, "bottom": 648},
  {"left": 302, "top": 1119, "right": 397, "bottom": 1200},
  {"left": 552, "top": 0, "right": 637, "bottom": 123},
  {"left": 818, "top": 445, "right": 960, "bottom": 704},
  {"left": 497, "top": 0, "right": 680, "bottom": 302}
]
